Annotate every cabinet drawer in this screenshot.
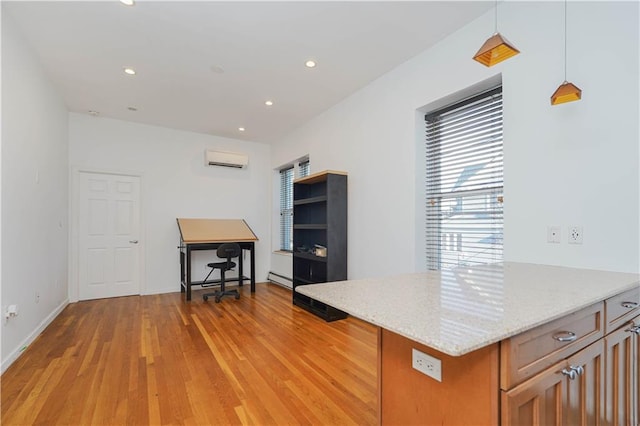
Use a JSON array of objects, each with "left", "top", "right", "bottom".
[
  {"left": 500, "top": 302, "right": 604, "bottom": 390},
  {"left": 605, "top": 286, "right": 640, "bottom": 334}
]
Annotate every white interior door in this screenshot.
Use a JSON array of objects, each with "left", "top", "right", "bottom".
[{"left": 78, "top": 172, "right": 141, "bottom": 300}]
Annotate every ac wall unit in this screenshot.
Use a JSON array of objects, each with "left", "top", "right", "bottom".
[{"left": 205, "top": 150, "right": 249, "bottom": 168}]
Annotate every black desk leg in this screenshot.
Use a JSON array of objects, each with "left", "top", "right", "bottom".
[
  {"left": 239, "top": 251, "right": 244, "bottom": 287},
  {"left": 180, "top": 250, "right": 185, "bottom": 293},
  {"left": 186, "top": 246, "right": 192, "bottom": 301},
  {"left": 250, "top": 242, "right": 255, "bottom": 292}
]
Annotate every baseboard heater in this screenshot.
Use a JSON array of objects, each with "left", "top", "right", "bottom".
[{"left": 268, "top": 272, "right": 292, "bottom": 289}]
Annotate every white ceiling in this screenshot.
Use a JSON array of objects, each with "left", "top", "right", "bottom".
[{"left": 5, "top": 1, "right": 493, "bottom": 144}]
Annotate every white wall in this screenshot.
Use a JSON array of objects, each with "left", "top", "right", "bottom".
[
  {"left": 272, "top": 1, "right": 639, "bottom": 278},
  {"left": 1, "top": 12, "right": 69, "bottom": 372},
  {"left": 68, "top": 114, "right": 271, "bottom": 298}
]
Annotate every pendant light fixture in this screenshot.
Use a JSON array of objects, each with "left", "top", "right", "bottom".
[
  {"left": 473, "top": 0, "right": 520, "bottom": 67},
  {"left": 551, "top": 0, "right": 581, "bottom": 105}
]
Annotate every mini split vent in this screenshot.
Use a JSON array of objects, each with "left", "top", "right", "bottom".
[{"left": 205, "top": 150, "right": 249, "bottom": 168}]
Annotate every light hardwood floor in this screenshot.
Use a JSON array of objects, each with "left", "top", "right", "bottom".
[{"left": 1, "top": 283, "right": 377, "bottom": 425}]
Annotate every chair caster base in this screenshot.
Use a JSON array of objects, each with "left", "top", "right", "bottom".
[{"left": 203, "top": 288, "right": 239, "bottom": 303}]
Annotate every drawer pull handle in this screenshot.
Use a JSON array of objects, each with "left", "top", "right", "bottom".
[
  {"left": 553, "top": 331, "right": 577, "bottom": 342},
  {"left": 621, "top": 301, "right": 639, "bottom": 309}
]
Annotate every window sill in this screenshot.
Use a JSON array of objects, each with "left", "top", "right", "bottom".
[{"left": 273, "top": 250, "right": 292, "bottom": 256}]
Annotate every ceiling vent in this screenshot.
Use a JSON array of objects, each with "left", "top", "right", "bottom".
[{"left": 205, "top": 150, "right": 248, "bottom": 168}]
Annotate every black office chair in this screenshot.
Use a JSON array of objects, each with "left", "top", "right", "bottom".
[{"left": 202, "top": 243, "right": 242, "bottom": 303}]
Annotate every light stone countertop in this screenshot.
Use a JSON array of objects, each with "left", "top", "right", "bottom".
[{"left": 295, "top": 262, "right": 640, "bottom": 356}]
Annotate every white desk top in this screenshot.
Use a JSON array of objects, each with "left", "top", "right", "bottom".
[{"left": 296, "top": 262, "right": 639, "bottom": 356}]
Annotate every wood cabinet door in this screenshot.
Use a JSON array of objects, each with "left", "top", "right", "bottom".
[
  {"left": 503, "top": 340, "right": 606, "bottom": 426},
  {"left": 605, "top": 319, "right": 638, "bottom": 426},
  {"left": 502, "top": 360, "right": 567, "bottom": 426},
  {"left": 565, "top": 339, "right": 605, "bottom": 426}
]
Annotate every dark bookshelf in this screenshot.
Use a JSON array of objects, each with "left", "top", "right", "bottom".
[{"left": 292, "top": 171, "right": 348, "bottom": 321}]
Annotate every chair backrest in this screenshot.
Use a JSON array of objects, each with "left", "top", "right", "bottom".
[{"left": 217, "top": 243, "right": 241, "bottom": 264}]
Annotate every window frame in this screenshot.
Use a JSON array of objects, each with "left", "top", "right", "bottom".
[
  {"left": 424, "top": 86, "right": 504, "bottom": 270},
  {"left": 279, "top": 159, "right": 310, "bottom": 252}
]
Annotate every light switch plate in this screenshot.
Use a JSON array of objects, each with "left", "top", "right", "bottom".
[{"left": 547, "top": 226, "right": 561, "bottom": 243}]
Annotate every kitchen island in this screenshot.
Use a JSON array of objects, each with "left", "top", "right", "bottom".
[{"left": 296, "top": 262, "right": 640, "bottom": 425}]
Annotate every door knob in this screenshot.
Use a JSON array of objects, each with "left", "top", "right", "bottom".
[
  {"left": 129, "top": 240, "right": 139, "bottom": 244},
  {"left": 625, "top": 323, "right": 640, "bottom": 334},
  {"left": 561, "top": 365, "right": 583, "bottom": 380},
  {"left": 561, "top": 368, "right": 577, "bottom": 380}
]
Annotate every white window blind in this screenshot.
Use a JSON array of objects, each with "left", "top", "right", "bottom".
[
  {"left": 299, "top": 159, "right": 310, "bottom": 177},
  {"left": 280, "top": 167, "right": 294, "bottom": 251},
  {"left": 280, "top": 161, "right": 310, "bottom": 251},
  {"left": 425, "top": 86, "right": 503, "bottom": 270}
]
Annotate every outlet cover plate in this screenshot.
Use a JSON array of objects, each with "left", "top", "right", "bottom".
[
  {"left": 568, "top": 226, "right": 583, "bottom": 244},
  {"left": 412, "top": 348, "right": 442, "bottom": 382}
]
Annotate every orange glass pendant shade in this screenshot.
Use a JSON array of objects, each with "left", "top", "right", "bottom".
[
  {"left": 473, "top": 33, "right": 520, "bottom": 67},
  {"left": 550, "top": 81, "right": 582, "bottom": 105},
  {"left": 551, "top": 0, "right": 582, "bottom": 106}
]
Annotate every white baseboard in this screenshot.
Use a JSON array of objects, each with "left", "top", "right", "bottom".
[
  {"left": 143, "top": 286, "right": 182, "bottom": 296},
  {"left": 268, "top": 272, "right": 292, "bottom": 289},
  {"left": 1, "top": 299, "right": 69, "bottom": 374}
]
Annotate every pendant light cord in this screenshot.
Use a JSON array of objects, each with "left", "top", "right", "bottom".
[
  {"left": 564, "top": 0, "right": 568, "bottom": 81},
  {"left": 494, "top": 0, "right": 498, "bottom": 33}
]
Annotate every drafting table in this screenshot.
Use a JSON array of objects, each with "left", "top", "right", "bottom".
[{"left": 177, "top": 218, "right": 258, "bottom": 301}]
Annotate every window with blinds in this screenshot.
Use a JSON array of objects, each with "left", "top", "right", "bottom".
[
  {"left": 299, "top": 159, "right": 310, "bottom": 177},
  {"left": 279, "top": 160, "right": 310, "bottom": 251},
  {"left": 425, "top": 86, "right": 503, "bottom": 270}
]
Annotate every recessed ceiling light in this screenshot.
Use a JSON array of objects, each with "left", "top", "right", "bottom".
[
  {"left": 238, "top": 127, "right": 245, "bottom": 132},
  {"left": 119, "top": 0, "right": 135, "bottom": 6},
  {"left": 305, "top": 60, "right": 317, "bottom": 68},
  {"left": 265, "top": 100, "right": 273, "bottom": 106},
  {"left": 127, "top": 106, "right": 138, "bottom": 111},
  {"left": 123, "top": 67, "right": 136, "bottom": 75},
  {"left": 88, "top": 110, "right": 100, "bottom": 116}
]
